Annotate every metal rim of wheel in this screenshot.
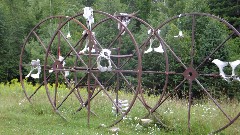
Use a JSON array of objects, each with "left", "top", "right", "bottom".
[
  {"left": 43, "top": 10, "right": 145, "bottom": 126},
  {"left": 19, "top": 15, "right": 72, "bottom": 103},
  {"left": 149, "top": 13, "right": 240, "bottom": 134},
  {"left": 20, "top": 11, "right": 239, "bottom": 133}
]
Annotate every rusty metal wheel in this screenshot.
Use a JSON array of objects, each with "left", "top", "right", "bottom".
[
  {"left": 149, "top": 13, "right": 240, "bottom": 134},
  {"left": 43, "top": 10, "right": 143, "bottom": 126},
  {"left": 19, "top": 16, "right": 72, "bottom": 103},
  {"left": 20, "top": 11, "right": 239, "bottom": 133}
]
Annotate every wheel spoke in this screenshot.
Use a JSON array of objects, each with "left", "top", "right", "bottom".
[
  {"left": 109, "top": 58, "right": 151, "bottom": 110},
  {"left": 195, "top": 79, "right": 232, "bottom": 121},
  {"left": 75, "top": 87, "right": 102, "bottom": 113},
  {"left": 59, "top": 30, "right": 88, "bottom": 67},
  {"left": 196, "top": 32, "right": 234, "bottom": 70},
  {"left": 187, "top": 81, "right": 193, "bottom": 131},
  {"left": 89, "top": 72, "right": 122, "bottom": 111},
  {"left": 33, "top": 31, "right": 57, "bottom": 62},
  {"left": 54, "top": 73, "right": 59, "bottom": 107},
  {"left": 161, "top": 38, "right": 188, "bottom": 69},
  {"left": 87, "top": 72, "right": 91, "bottom": 126},
  {"left": 154, "top": 13, "right": 240, "bottom": 133},
  {"left": 212, "top": 112, "right": 240, "bottom": 134},
  {"left": 55, "top": 71, "right": 85, "bottom": 108},
  {"left": 56, "top": 73, "right": 88, "bottom": 109},
  {"left": 33, "top": 31, "right": 49, "bottom": 55},
  {"left": 151, "top": 78, "right": 186, "bottom": 113},
  {"left": 190, "top": 15, "right": 196, "bottom": 67},
  {"left": 97, "top": 28, "right": 125, "bottom": 49}
]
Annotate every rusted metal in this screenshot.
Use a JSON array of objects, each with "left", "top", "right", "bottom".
[
  {"left": 20, "top": 15, "right": 67, "bottom": 103},
  {"left": 19, "top": 10, "right": 240, "bottom": 134},
  {"left": 152, "top": 13, "right": 240, "bottom": 134},
  {"left": 182, "top": 67, "right": 198, "bottom": 81}
]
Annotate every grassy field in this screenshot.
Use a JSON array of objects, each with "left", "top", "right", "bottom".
[{"left": 0, "top": 80, "right": 239, "bottom": 135}]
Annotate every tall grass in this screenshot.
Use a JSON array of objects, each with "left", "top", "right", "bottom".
[{"left": 0, "top": 79, "right": 239, "bottom": 135}]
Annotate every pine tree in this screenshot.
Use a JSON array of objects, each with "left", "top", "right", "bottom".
[{"left": 209, "top": 0, "right": 240, "bottom": 31}]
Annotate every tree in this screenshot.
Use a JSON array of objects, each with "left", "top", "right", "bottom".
[
  {"left": 0, "top": 0, "right": 37, "bottom": 82},
  {"left": 0, "top": 8, "right": 8, "bottom": 82},
  {"left": 209, "top": 0, "right": 240, "bottom": 31}
]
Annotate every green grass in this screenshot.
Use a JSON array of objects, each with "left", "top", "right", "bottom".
[{"left": 0, "top": 80, "right": 239, "bottom": 135}]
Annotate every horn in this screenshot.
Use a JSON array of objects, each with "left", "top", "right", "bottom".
[
  {"left": 212, "top": 59, "right": 228, "bottom": 78},
  {"left": 229, "top": 60, "right": 240, "bottom": 77}
]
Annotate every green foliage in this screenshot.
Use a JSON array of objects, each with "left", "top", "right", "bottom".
[
  {"left": 208, "top": 0, "right": 240, "bottom": 30},
  {"left": 0, "top": 0, "right": 36, "bottom": 82},
  {"left": 0, "top": 0, "right": 239, "bottom": 99},
  {"left": 0, "top": 8, "right": 8, "bottom": 82},
  {"left": 93, "top": 0, "right": 128, "bottom": 14}
]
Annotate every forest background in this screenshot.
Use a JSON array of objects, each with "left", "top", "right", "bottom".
[{"left": 0, "top": 0, "right": 239, "bottom": 100}]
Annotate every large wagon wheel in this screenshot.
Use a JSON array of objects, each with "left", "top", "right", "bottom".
[
  {"left": 19, "top": 16, "right": 72, "bottom": 103},
  {"left": 149, "top": 13, "right": 240, "bottom": 134},
  {"left": 43, "top": 10, "right": 143, "bottom": 126}
]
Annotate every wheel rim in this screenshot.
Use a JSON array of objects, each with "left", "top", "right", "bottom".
[
  {"left": 43, "top": 10, "right": 143, "bottom": 126},
  {"left": 151, "top": 13, "right": 240, "bottom": 133}
]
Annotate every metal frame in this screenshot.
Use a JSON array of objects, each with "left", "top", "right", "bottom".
[{"left": 19, "top": 11, "right": 240, "bottom": 134}]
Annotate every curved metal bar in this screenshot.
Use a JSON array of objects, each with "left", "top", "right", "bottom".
[
  {"left": 92, "top": 10, "right": 143, "bottom": 127},
  {"left": 148, "top": 78, "right": 186, "bottom": 115},
  {"left": 156, "top": 13, "right": 240, "bottom": 37},
  {"left": 56, "top": 13, "right": 149, "bottom": 116},
  {"left": 155, "top": 12, "right": 240, "bottom": 133},
  {"left": 196, "top": 32, "right": 234, "bottom": 70},
  {"left": 19, "top": 15, "right": 67, "bottom": 102},
  {"left": 21, "top": 11, "right": 240, "bottom": 134},
  {"left": 80, "top": 12, "right": 155, "bottom": 117},
  {"left": 211, "top": 112, "right": 240, "bottom": 134},
  {"left": 146, "top": 29, "right": 170, "bottom": 114},
  {"left": 43, "top": 13, "right": 88, "bottom": 116},
  {"left": 43, "top": 10, "right": 142, "bottom": 126},
  {"left": 195, "top": 79, "right": 232, "bottom": 121},
  {"left": 20, "top": 15, "right": 86, "bottom": 102},
  {"left": 195, "top": 78, "right": 240, "bottom": 134}
]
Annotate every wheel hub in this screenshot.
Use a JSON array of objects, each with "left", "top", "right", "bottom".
[{"left": 183, "top": 67, "right": 198, "bottom": 81}]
